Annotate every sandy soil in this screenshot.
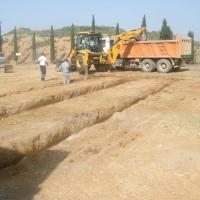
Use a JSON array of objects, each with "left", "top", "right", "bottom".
[{"left": 0, "top": 64, "right": 200, "bottom": 199}]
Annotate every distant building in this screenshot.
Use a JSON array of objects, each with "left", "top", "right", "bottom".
[{"left": 179, "top": 36, "right": 192, "bottom": 56}]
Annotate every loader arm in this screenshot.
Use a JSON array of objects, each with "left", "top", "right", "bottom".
[
  {"left": 107, "top": 28, "right": 146, "bottom": 64},
  {"left": 67, "top": 49, "right": 76, "bottom": 62}
]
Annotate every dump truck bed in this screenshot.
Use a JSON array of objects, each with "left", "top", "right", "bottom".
[{"left": 120, "top": 39, "right": 182, "bottom": 59}]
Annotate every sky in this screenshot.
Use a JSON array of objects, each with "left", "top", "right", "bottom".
[{"left": 1, "top": 0, "right": 200, "bottom": 40}]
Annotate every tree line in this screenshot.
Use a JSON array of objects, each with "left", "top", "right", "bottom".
[{"left": 0, "top": 15, "right": 195, "bottom": 63}]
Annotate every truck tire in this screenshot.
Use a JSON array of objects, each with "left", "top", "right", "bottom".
[
  {"left": 156, "top": 59, "right": 172, "bottom": 73},
  {"left": 141, "top": 59, "right": 156, "bottom": 72},
  {"left": 94, "top": 64, "right": 110, "bottom": 72},
  {"left": 75, "top": 54, "right": 87, "bottom": 74}
]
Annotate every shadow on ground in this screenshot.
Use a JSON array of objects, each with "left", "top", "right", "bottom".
[
  {"left": 89, "top": 67, "right": 190, "bottom": 74},
  {"left": 0, "top": 149, "right": 69, "bottom": 200},
  {"left": 0, "top": 148, "right": 24, "bottom": 170},
  {"left": 173, "top": 68, "right": 189, "bottom": 73}
]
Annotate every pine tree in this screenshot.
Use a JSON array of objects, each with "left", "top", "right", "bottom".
[
  {"left": 50, "top": 25, "right": 56, "bottom": 63},
  {"left": 141, "top": 15, "right": 147, "bottom": 40},
  {"left": 32, "top": 32, "right": 37, "bottom": 62},
  {"left": 188, "top": 31, "right": 195, "bottom": 63},
  {"left": 160, "top": 18, "right": 173, "bottom": 40},
  {"left": 0, "top": 22, "right": 3, "bottom": 52},
  {"left": 92, "top": 15, "right": 95, "bottom": 32},
  {"left": 141, "top": 15, "right": 146, "bottom": 28},
  {"left": 13, "top": 26, "right": 18, "bottom": 62},
  {"left": 115, "top": 23, "right": 120, "bottom": 35},
  {"left": 70, "top": 24, "right": 75, "bottom": 50}
]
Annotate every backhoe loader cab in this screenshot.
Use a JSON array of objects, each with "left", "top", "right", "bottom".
[
  {"left": 68, "top": 32, "right": 112, "bottom": 73},
  {"left": 75, "top": 32, "right": 105, "bottom": 53}
]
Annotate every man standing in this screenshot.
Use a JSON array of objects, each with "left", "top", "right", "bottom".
[
  {"left": 38, "top": 53, "right": 48, "bottom": 81},
  {"left": 59, "top": 59, "right": 71, "bottom": 84}
]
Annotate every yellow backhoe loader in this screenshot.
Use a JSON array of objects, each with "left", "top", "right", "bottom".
[{"left": 68, "top": 28, "right": 146, "bottom": 73}]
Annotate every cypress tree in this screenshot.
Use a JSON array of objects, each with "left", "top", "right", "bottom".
[
  {"left": 0, "top": 21, "right": 3, "bottom": 52},
  {"left": 92, "top": 15, "right": 95, "bottom": 32},
  {"left": 32, "top": 32, "right": 37, "bottom": 62},
  {"left": 141, "top": 15, "right": 147, "bottom": 28},
  {"left": 70, "top": 24, "right": 75, "bottom": 50},
  {"left": 141, "top": 15, "right": 147, "bottom": 40},
  {"left": 188, "top": 31, "right": 195, "bottom": 63},
  {"left": 115, "top": 23, "right": 120, "bottom": 35},
  {"left": 160, "top": 18, "right": 173, "bottom": 40},
  {"left": 50, "top": 25, "right": 56, "bottom": 63},
  {"left": 13, "top": 26, "right": 18, "bottom": 62}
]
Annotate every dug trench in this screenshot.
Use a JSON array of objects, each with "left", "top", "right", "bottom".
[
  {"left": 0, "top": 76, "right": 136, "bottom": 118},
  {"left": 1, "top": 67, "right": 200, "bottom": 119},
  {"left": 0, "top": 79, "right": 172, "bottom": 169}
]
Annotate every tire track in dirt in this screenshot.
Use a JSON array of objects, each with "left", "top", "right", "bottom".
[{"left": 0, "top": 79, "right": 173, "bottom": 169}]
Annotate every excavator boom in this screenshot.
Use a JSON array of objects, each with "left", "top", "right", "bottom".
[
  {"left": 107, "top": 28, "right": 146, "bottom": 64},
  {"left": 117, "top": 27, "right": 146, "bottom": 42}
]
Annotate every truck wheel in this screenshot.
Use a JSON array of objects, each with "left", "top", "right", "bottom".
[
  {"left": 141, "top": 59, "right": 156, "bottom": 72},
  {"left": 94, "top": 64, "right": 110, "bottom": 72},
  {"left": 157, "top": 59, "right": 172, "bottom": 73},
  {"left": 76, "top": 54, "right": 87, "bottom": 74}
]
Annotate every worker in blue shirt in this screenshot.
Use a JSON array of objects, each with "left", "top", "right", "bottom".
[{"left": 59, "top": 59, "right": 71, "bottom": 84}]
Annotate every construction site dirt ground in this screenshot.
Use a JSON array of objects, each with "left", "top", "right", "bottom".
[{"left": 0, "top": 63, "right": 200, "bottom": 200}]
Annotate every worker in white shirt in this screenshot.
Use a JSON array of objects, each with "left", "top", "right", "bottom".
[{"left": 38, "top": 53, "right": 48, "bottom": 81}]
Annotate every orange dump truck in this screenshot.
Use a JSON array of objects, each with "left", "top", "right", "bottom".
[{"left": 117, "top": 36, "right": 191, "bottom": 73}]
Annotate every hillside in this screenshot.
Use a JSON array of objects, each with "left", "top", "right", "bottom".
[
  {"left": 2, "top": 26, "right": 125, "bottom": 63},
  {"left": 2, "top": 26, "right": 198, "bottom": 63}
]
